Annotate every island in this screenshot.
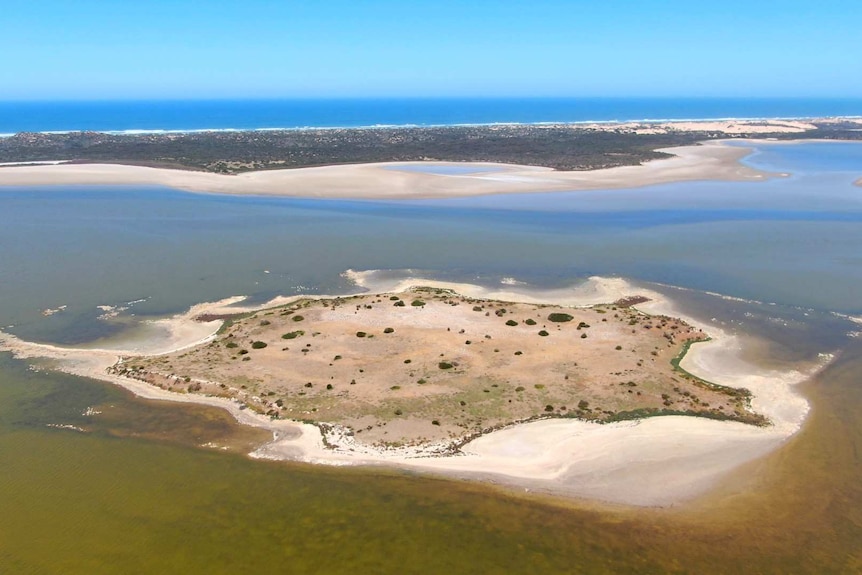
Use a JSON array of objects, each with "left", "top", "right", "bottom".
[{"left": 109, "top": 287, "right": 764, "bottom": 453}]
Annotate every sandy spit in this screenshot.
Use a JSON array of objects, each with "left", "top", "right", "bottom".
[
  {"left": 0, "top": 141, "right": 772, "bottom": 200},
  {"left": 0, "top": 275, "right": 821, "bottom": 507}
]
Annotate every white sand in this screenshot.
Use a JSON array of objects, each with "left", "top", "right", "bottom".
[
  {"left": 0, "top": 275, "right": 822, "bottom": 507},
  {"left": 0, "top": 141, "right": 771, "bottom": 199}
]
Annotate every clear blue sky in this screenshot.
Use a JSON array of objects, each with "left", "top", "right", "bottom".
[{"left": 2, "top": 0, "right": 860, "bottom": 100}]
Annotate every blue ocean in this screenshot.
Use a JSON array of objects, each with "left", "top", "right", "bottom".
[{"left": 2, "top": 97, "right": 862, "bottom": 134}]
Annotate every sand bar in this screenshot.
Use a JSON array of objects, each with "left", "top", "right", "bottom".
[
  {"left": 0, "top": 274, "right": 821, "bottom": 506},
  {"left": 0, "top": 141, "right": 771, "bottom": 199}
]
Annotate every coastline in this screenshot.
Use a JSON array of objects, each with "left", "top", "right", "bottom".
[
  {"left": 0, "top": 274, "right": 820, "bottom": 507},
  {"left": 0, "top": 140, "right": 772, "bottom": 199}
]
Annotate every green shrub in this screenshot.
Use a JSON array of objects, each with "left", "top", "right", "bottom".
[
  {"left": 538, "top": 330, "right": 549, "bottom": 337},
  {"left": 383, "top": 327, "right": 395, "bottom": 334},
  {"left": 438, "top": 361, "right": 454, "bottom": 370},
  {"left": 225, "top": 341, "right": 239, "bottom": 348},
  {"left": 251, "top": 341, "right": 267, "bottom": 349},
  {"left": 394, "top": 300, "right": 406, "bottom": 307},
  {"left": 389, "top": 296, "right": 400, "bottom": 301},
  {"left": 472, "top": 306, "right": 483, "bottom": 312},
  {"left": 391, "top": 385, "right": 401, "bottom": 390},
  {"left": 238, "top": 349, "right": 249, "bottom": 355},
  {"left": 548, "top": 313, "right": 574, "bottom": 323},
  {"left": 411, "top": 300, "right": 426, "bottom": 307},
  {"left": 282, "top": 331, "right": 304, "bottom": 340},
  {"left": 326, "top": 384, "right": 333, "bottom": 390},
  {"left": 515, "top": 386, "right": 525, "bottom": 392},
  {"left": 432, "top": 420, "right": 440, "bottom": 426},
  {"left": 545, "top": 405, "right": 554, "bottom": 412},
  {"left": 505, "top": 319, "right": 518, "bottom": 326},
  {"left": 525, "top": 318, "right": 537, "bottom": 325},
  {"left": 292, "top": 315, "right": 304, "bottom": 322},
  {"left": 394, "top": 409, "right": 403, "bottom": 416},
  {"left": 534, "top": 384, "right": 545, "bottom": 390},
  {"left": 259, "top": 320, "right": 271, "bottom": 326},
  {"left": 356, "top": 331, "right": 367, "bottom": 338}
]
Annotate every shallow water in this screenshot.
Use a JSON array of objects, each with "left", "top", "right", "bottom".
[{"left": 1, "top": 142, "right": 861, "bottom": 572}]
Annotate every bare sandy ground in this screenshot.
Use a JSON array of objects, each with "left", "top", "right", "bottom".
[
  {"left": 0, "top": 141, "right": 771, "bottom": 199},
  {"left": 0, "top": 275, "right": 821, "bottom": 507}
]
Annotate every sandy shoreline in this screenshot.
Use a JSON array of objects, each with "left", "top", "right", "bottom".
[
  {"left": 0, "top": 274, "right": 820, "bottom": 507},
  {"left": 0, "top": 141, "right": 772, "bottom": 199}
]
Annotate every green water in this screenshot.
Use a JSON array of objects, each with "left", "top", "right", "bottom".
[{"left": 3, "top": 347, "right": 861, "bottom": 574}]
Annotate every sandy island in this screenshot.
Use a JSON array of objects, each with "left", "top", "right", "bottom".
[
  {"left": 0, "top": 274, "right": 818, "bottom": 507},
  {"left": 0, "top": 140, "right": 773, "bottom": 199}
]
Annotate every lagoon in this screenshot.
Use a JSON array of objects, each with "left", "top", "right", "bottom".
[{"left": 1, "top": 142, "right": 861, "bottom": 572}]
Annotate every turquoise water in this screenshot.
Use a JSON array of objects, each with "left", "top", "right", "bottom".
[
  {"left": 1, "top": 141, "right": 862, "bottom": 572},
  {"left": 2, "top": 97, "right": 861, "bottom": 134}
]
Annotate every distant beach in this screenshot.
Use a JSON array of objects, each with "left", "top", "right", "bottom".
[{"left": 0, "top": 140, "right": 772, "bottom": 199}]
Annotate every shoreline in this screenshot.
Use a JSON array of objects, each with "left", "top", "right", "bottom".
[
  {"left": 1, "top": 114, "right": 859, "bottom": 137},
  {"left": 0, "top": 140, "right": 772, "bottom": 199},
  {"left": 0, "top": 274, "right": 821, "bottom": 507}
]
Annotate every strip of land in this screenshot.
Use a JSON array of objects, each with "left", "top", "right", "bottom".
[
  {"left": 0, "top": 141, "right": 772, "bottom": 199},
  {"left": 0, "top": 274, "right": 819, "bottom": 506}
]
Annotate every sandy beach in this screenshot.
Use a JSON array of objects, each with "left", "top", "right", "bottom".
[
  {"left": 0, "top": 274, "right": 820, "bottom": 507},
  {"left": 0, "top": 140, "right": 772, "bottom": 199}
]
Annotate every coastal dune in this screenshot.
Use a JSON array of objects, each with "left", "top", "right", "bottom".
[
  {"left": 0, "top": 274, "right": 818, "bottom": 507},
  {"left": 0, "top": 141, "right": 771, "bottom": 199}
]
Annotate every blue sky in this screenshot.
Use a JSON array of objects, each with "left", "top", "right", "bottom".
[{"left": 1, "top": 0, "right": 860, "bottom": 100}]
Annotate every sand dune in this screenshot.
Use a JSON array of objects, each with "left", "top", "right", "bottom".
[{"left": 0, "top": 141, "right": 771, "bottom": 199}]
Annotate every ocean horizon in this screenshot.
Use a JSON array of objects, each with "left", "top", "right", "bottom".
[{"left": 2, "top": 97, "right": 862, "bottom": 135}]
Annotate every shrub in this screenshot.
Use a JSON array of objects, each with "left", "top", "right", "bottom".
[
  {"left": 538, "top": 330, "right": 549, "bottom": 337},
  {"left": 238, "top": 349, "right": 249, "bottom": 355},
  {"left": 403, "top": 359, "right": 412, "bottom": 364},
  {"left": 615, "top": 345, "right": 622, "bottom": 350},
  {"left": 515, "top": 386, "right": 525, "bottom": 392},
  {"left": 525, "top": 318, "right": 537, "bottom": 326},
  {"left": 282, "top": 331, "right": 304, "bottom": 340},
  {"left": 432, "top": 420, "right": 440, "bottom": 426},
  {"left": 356, "top": 331, "right": 367, "bottom": 338},
  {"left": 534, "top": 384, "right": 545, "bottom": 390},
  {"left": 394, "top": 300, "right": 406, "bottom": 307},
  {"left": 326, "top": 384, "right": 333, "bottom": 390},
  {"left": 472, "top": 306, "right": 483, "bottom": 312},
  {"left": 251, "top": 341, "right": 267, "bottom": 349},
  {"left": 292, "top": 315, "right": 304, "bottom": 322},
  {"left": 333, "top": 355, "right": 342, "bottom": 360},
  {"left": 383, "top": 327, "right": 395, "bottom": 334},
  {"left": 578, "top": 400, "right": 590, "bottom": 410},
  {"left": 394, "top": 409, "right": 403, "bottom": 416},
  {"left": 438, "top": 362, "right": 454, "bottom": 370},
  {"left": 225, "top": 341, "right": 239, "bottom": 348},
  {"left": 581, "top": 333, "right": 588, "bottom": 339},
  {"left": 391, "top": 385, "right": 401, "bottom": 390},
  {"left": 548, "top": 313, "right": 574, "bottom": 323},
  {"left": 505, "top": 319, "right": 518, "bottom": 326},
  {"left": 389, "top": 296, "right": 400, "bottom": 301},
  {"left": 259, "top": 320, "right": 271, "bottom": 326},
  {"left": 545, "top": 405, "right": 554, "bottom": 412},
  {"left": 411, "top": 300, "right": 426, "bottom": 307}
]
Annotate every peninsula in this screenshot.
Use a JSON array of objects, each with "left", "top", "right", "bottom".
[{"left": 1, "top": 118, "right": 860, "bottom": 199}]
